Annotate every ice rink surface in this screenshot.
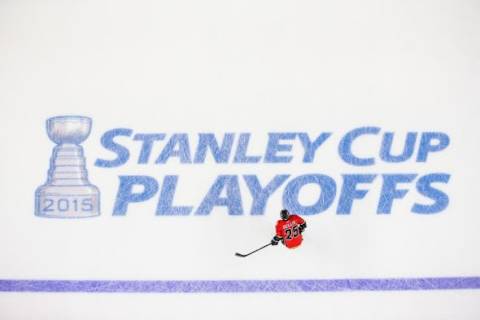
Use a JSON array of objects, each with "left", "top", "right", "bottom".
[{"left": 0, "top": 0, "right": 479, "bottom": 318}]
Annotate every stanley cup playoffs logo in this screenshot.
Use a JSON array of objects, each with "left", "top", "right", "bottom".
[
  {"left": 35, "top": 116, "right": 100, "bottom": 218},
  {"left": 34, "top": 115, "right": 451, "bottom": 218}
]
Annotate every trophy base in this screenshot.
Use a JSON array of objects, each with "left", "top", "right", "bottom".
[{"left": 35, "top": 185, "right": 100, "bottom": 218}]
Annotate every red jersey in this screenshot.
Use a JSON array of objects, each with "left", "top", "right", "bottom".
[{"left": 275, "top": 214, "right": 305, "bottom": 248}]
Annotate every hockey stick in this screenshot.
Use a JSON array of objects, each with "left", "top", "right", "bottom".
[{"left": 235, "top": 243, "right": 272, "bottom": 258}]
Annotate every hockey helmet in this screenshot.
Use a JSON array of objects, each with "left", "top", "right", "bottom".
[{"left": 280, "top": 209, "right": 290, "bottom": 220}]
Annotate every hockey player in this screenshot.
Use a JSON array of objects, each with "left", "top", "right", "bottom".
[{"left": 271, "top": 209, "right": 307, "bottom": 249}]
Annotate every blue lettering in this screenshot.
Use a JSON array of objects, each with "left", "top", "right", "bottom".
[
  {"left": 377, "top": 174, "right": 417, "bottom": 214},
  {"left": 244, "top": 175, "right": 289, "bottom": 215},
  {"left": 380, "top": 132, "right": 417, "bottom": 163},
  {"left": 133, "top": 133, "right": 165, "bottom": 164},
  {"left": 283, "top": 174, "right": 336, "bottom": 215},
  {"left": 234, "top": 133, "right": 261, "bottom": 163},
  {"left": 337, "top": 174, "right": 376, "bottom": 214},
  {"left": 156, "top": 175, "right": 192, "bottom": 215},
  {"left": 265, "top": 133, "right": 296, "bottom": 163},
  {"left": 412, "top": 173, "right": 450, "bottom": 214},
  {"left": 196, "top": 175, "right": 243, "bottom": 215},
  {"left": 95, "top": 128, "right": 132, "bottom": 168},
  {"left": 417, "top": 132, "right": 450, "bottom": 162},
  {"left": 113, "top": 176, "right": 159, "bottom": 215},
  {"left": 339, "top": 127, "right": 380, "bottom": 166},
  {"left": 298, "top": 132, "right": 331, "bottom": 163},
  {"left": 194, "top": 133, "right": 234, "bottom": 163},
  {"left": 155, "top": 134, "right": 191, "bottom": 164}
]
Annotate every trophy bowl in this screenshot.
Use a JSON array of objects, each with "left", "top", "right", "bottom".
[{"left": 47, "top": 116, "right": 92, "bottom": 144}]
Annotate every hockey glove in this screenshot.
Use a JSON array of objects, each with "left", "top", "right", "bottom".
[
  {"left": 271, "top": 236, "right": 282, "bottom": 246},
  {"left": 299, "top": 222, "right": 307, "bottom": 233}
]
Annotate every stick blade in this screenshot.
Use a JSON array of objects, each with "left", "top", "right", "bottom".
[{"left": 235, "top": 252, "right": 247, "bottom": 257}]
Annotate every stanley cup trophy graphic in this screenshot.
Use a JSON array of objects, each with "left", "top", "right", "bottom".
[{"left": 35, "top": 116, "right": 100, "bottom": 218}]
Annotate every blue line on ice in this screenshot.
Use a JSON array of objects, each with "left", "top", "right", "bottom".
[{"left": 0, "top": 277, "right": 479, "bottom": 293}]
